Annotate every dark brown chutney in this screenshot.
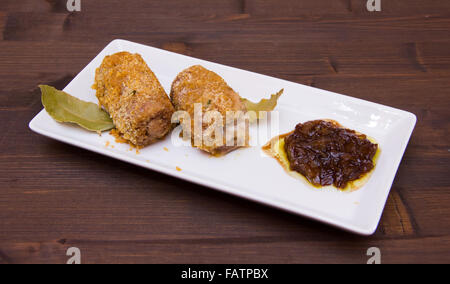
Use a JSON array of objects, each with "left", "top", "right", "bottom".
[{"left": 284, "top": 120, "right": 378, "bottom": 189}]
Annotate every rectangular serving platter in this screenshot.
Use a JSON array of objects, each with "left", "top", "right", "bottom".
[{"left": 29, "top": 39, "right": 416, "bottom": 235}]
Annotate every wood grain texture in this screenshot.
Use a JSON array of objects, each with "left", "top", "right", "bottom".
[{"left": 0, "top": 0, "right": 449, "bottom": 264}]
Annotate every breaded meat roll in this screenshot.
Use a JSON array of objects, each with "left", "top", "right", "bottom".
[
  {"left": 93, "top": 52, "right": 174, "bottom": 147},
  {"left": 170, "top": 65, "right": 249, "bottom": 156}
]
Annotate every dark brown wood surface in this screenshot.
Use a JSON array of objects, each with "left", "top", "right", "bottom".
[{"left": 0, "top": 0, "right": 449, "bottom": 264}]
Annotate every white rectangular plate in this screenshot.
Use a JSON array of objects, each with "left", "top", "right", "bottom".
[{"left": 29, "top": 39, "right": 416, "bottom": 235}]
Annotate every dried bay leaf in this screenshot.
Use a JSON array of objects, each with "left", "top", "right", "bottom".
[
  {"left": 241, "top": 89, "right": 284, "bottom": 121},
  {"left": 40, "top": 85, "right": 115, "bottom": 132}
]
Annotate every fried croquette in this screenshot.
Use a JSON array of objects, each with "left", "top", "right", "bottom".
[
  {"left": 170, "top": 65, "right": 249, "bottom": 155},
  {"left": 93, "top": 52, "right": 174, "bottom": 147}
]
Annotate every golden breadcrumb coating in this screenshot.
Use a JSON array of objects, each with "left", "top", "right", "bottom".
[
  {"left": 170, "top": 65, "right": 248, "bottom": 155},
  {"left": 93, "top": 52, "right": 174, "bottom": 147}
]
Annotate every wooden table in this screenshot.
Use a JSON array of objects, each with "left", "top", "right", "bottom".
[{"left": 0, "top": 0, "right": 449, "bottom": 264}]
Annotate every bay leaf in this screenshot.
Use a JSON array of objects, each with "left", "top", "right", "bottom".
[
  {"left": 241, "top": 89, "right": 284, "bottom": 121},
  {"left": 40, "top": 85, "right": 115, "bottom": 132}
]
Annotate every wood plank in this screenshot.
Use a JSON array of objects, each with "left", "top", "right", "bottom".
[
  {"left": 0, "top": 0, "right": 243, "bottom": 15},
  {"left": 3, "top": 12, "right": 68, "bottom": 41},
  {"left": 4, "top": 0, "right": 448, "bottom": 18},
  {"left": 2, "top": 11, "right": 450, "bottom": 45},
  {"left": 379, "top": 190, "right": 416, "bottom": 236},
  {"left": 397, "top": 187, "right": 450, "bottom": 236},
  {"left": 168, "top": 41, "right": 450, "bottom": 76},
  {"left": 0, "top": 0, "right": 52, "bottom": 12},
  {"left": 245, "top": 0, "right": 450, "bottom": 17},
  {"left": 1, "top": 236, "right": 449, "bottom": 264},
  {"left": 0, "top": 41, "right": 449, "bottom": 89},
  {"left": 0, "top": 41, "right": 106, "bottom": 81},
  {"left": 0, "top": 12, "right": 5, "bottom": 41}
]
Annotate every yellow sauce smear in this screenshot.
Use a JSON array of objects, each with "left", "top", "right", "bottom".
[{"left": 263, "top": 125, "right": 380, "bottom": 192}]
